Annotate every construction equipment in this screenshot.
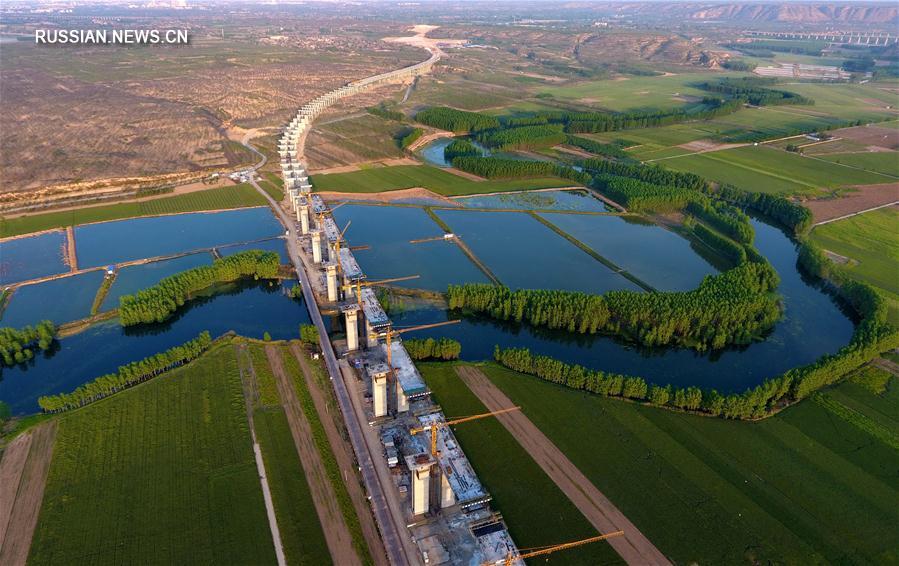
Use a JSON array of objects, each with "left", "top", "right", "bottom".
[
  {"left": 486, "top": 531, "right": 625, "bottom": 566},
  {"left": 370, "top": 319, "right": 461, "bottom": 366},
  {"left": 411, "top": 407, "right": 521, "bottom": 457},
  {"left": 314, "top": 200, "right": 347, "bottom": 227},
  {"left": 341, "top": 275, "right": 421, "bottom": 303}
]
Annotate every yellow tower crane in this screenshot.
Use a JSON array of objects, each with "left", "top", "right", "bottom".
[
  {"left": 410, "top": 406, "right": 521, "bottom": 458},
  {"left": 341, "top": 275, "right": 421, "bottom": 304},
  {"left": 485, "top": 531, "right": 625, "bottom": 566},
  {"left": 370, "top": 319, "right": 461, "bottom": 366}
]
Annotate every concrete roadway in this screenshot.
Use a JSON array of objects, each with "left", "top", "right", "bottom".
[{"left": 249, "top": 178, "right": 417, "bottom": 566}]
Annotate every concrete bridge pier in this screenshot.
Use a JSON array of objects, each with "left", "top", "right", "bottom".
[
  {"left": 311, "top": 230, "right": 323, "bottom": 263},
  {"left": 299, "top": 204, "right": 310, "bottom": 235},
  {"left": 342, "top": 304, "right": 360, "bottom": 352},
  {"left": 326, "top": 263, "right": 339, "bottom": 302}
]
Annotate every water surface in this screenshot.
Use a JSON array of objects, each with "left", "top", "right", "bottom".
[
  {"left": 0, "top": 231, "right": 68, "bottom": 285},
  {"left": 457, "top": 190, "right": 608, "bottom": 212},
  {"left": 540, "top": 213, "right": 718, "bottom": 291},
  {"left": 102, "top": 253, "right": 213, "bottom": 310},
  {"left": 435, "top": 209, "right": 639, "bottom": 293},
  {"left": 0, "top": 280, "right": 310, "bottom": 413},
  {"left": 332, "top": 205, "right": 489, "bottom": 291},
  {"left": 219, "top": 237, "right": 290, "bottom": 264},
  {"left": 76, "top": 208, "right": 282, "bottom": 267},
  {"left": 2, "top": 271, "right": 105, "bottom": 327},
  {"left": 388, "top": 219, "right": 854, "bottom": 394}
]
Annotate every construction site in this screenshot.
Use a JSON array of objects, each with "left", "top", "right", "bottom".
[
  {"left": 281, "top": 142, "right": 527, "bottom": 566},
  {"left": 270, "top": 37, "right": 628, "bottom": 564}
]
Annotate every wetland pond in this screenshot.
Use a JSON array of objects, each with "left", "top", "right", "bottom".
[
  {"left": 0, "top": 230, "right": 69, "bottom": 285},
  {"left": 75, "top": 207, "right": 282, "bottom": 267},
  {"left": 1, "top": 200, "right": 857, "bottom": 411},
  {"left": 386, "top": 217, "right": 854, "bottom": 394},
  {"left": 0, "top": 210, "right": 309, "bottom": 414},
  {"left": 456, "top": 189, "right": 609, "bottom": 212}
]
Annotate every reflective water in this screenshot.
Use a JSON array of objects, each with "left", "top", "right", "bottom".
[
  {"left": 75, "top": 208, "right": 283, "bottom": 267},
  {"left": 457, "top": 190, "right": 609, "bottom": 212},
  {"left": 101, "top": 253, "right": 213, "bottom": 311},
  {"left": 540, "top": 213, "right": 718, "bottom": 291},
  {"left": 388, "top": 219, "right": 855, "bottom": 394},
  {"left": 219, "top": 237, "right": 290, "bottom": 264},
  {"left": 0, "top": 280, "right": 311, "bottom": 413},
  {"left": 417, "top": 137, "right": 489, "bottom": 167},
  {"left": 0, "top": 231, "right": 68, "bottom": 285},
  {"left": 435, "top": 209, "right": 640, "bottom": 293},
  {"left": 331, "top": 205, "right": 489, "bottom": 291},
  {"left": 2, "top": 270, "right": 105, "bottom": 328}
]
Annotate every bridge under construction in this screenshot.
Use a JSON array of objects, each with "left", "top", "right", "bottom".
[{"left": 263, "top": 32, "right": 530, "bottom": 566}]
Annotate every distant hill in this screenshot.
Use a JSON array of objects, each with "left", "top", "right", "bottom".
[{"left": 600, "top": 3, "right": 898, "bottom": 25}]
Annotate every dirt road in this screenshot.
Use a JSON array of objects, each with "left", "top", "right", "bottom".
[
  {"left": 456, "top": 366, "right": 671, "bottom": 566},
  {"left": 288, "top": 343, "right": 388, "bottom": 566},
  {"left": 264, "top": 345, "right": 362, "bottom": 566},
  {"left": 0, "top": 421, "right": 58, "bottom": 566},
  {"left": 234, "top": 345, "right": 287, "bottom": 566}
]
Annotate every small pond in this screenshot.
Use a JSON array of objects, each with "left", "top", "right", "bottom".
[
  {"left": 0, "top": 231, "right": 69, "bottom": 285},
  {"left": 75, "top": 208, "right": 283, "bottom": 267}
]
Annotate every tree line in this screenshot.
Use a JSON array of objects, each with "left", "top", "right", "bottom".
[
  {"left": 119, "top": 250, "right": 280, "bottom": 326},
  {"left": 0, "top": 320, "right": 57, "bottom": 367},
  {"left": 564, "top": 135, "right": 629, "bottom": 159},
  {"left": 399, "top": 128, "right": 423, "bottom": 149},
  {"left": 492, "top": 268, "right": 899, "bottom": 419},
  {"left": 583, "top": 158, "right": 810, "bottom": 236},
  {"left": 697, "top": 78, "right": 814, "bottom": 107},
  {"left": 583, "top": 158, "right": 707, "bottom": 190},
  {"left": 444, "top": 138, "right": 482, "bottom": 161},
  {"left": 404, "top": 337, "right": 462, "bottom": 360},
  {"left": 450, "top": 156, "right": 591, "bottom": 185},
  {"left": 448, "top": 261, "right": 781, "bottom": 351},
  {"left": 476, "top": 124, "right": 567, "bottom": 151},
  {"left": 592, "top": 174, "right": 754, "bottom": 247},
  {"left": 522, "top": 98, "right": 744, "bottom": 134},
  {"left": 38, "top": 331, "right": 213, "bottom": 412},
  {"left": 415, "top": 107, "right": 499, "bottom": 133}
]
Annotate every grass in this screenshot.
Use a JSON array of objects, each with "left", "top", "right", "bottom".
[
  {"left": 28, "top": 342, "right": 277, "bottom": 565},
  {"left": 419, "top": 363, "right": 623, "bottom": 565},
  {"left": 258, "top": 177, "right": 285, "bottom": 202},
  {"left": 535, "top": 72, "right": 728, "bottom": 112},
  {"left": 0, "top": 184, "right": 268, "bottom": 238},
  {"left": 249, "top": 344, "right": 281, "bottom": 407},
  {"left": 470, "top": 362, "right": 899, "bottom": 565},
  {"left": 311, "top": 164, "right": 573, "bottom": 196},
  {"left": 810, "top": 207, "right": 899, "bottom": 324},
  {"left": 660, "top": 145, "right": 894, "bottom": 195},
  {"left": 280, "top": 344, "right": 373, "bottom": 566},
  {"left": 254, "top": 407, "right": 333, "bottom": 565},
  {"left": 818, "top": 151, "right": 899, "bottom": 177}
]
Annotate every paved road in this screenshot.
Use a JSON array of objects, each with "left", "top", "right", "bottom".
[{"left": 249, "top": 178, "right": 414, "bottom": 566}]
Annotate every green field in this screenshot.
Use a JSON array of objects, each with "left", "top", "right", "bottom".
[
  {"left": 0, "top": 184, "right": 268, "bottom": 238},
  {"left": 810, "top": 207, "right": 899, "bottom": 324},
  {"left": 420, "top": 363, "right": 623, "bottom": 565},
  {"left": 447, "top": 362, "right": 899, "bottom": 565},
  {"left": 280, "top": 344, "right": 372, "bottom": 565},
  {"left": 243, "top": 343, "right": 332, "bottom": 566},
  {"left": 536, "top": 72, "right": 728, "bottom": 112},
  {"left": 819, "top": 151, "right": 899, "bottom": 177},
  {"left": 311, "top": 164, "right": 573, "bottom": 196},
  {"left": 29, "top": 342, "right": 277, "bottom": 565},
  {"left": 661, "top": 145, "right": 895, "bottom": 194},
  {"left": 259, "top": 173, "right": 286, "bottom": 201}
]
